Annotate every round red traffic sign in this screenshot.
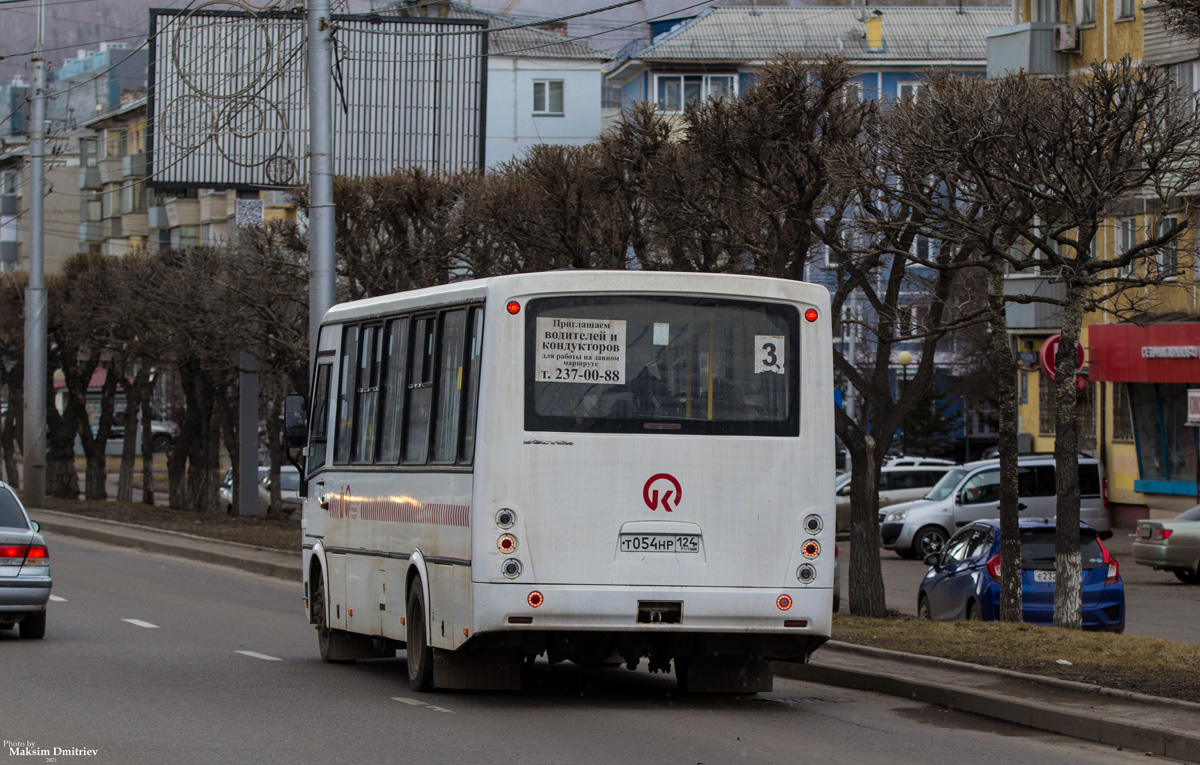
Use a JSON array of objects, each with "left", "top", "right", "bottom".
[{"left": 1039, "top": 334, "right": 1089, "bottom": 390}]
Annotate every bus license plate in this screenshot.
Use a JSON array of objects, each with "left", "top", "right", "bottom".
[
  {"left": 619, "top": 534, "right": 699, "bottom": 553},
  {"left": 1033, "top": 570, "right": 1055, "bottom": 583}
]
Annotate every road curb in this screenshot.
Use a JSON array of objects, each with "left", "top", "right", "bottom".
[
  {"left": 775, "top": 644, "right": 1200, "bottom": 761},
  {"left": 31, "top": 508, "right": 301, "bottom": 582}
]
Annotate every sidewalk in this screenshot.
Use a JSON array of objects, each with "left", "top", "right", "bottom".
[{"left": 31, "top": 507, "right": 1200, "bottom": 762}]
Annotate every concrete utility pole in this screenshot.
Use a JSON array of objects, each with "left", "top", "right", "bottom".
[
  {"left": 308, "top": 0, "right": 335, "bottom": 361},
  {"left": 23, "top": 0, "right": 47, "bottom": 506}
]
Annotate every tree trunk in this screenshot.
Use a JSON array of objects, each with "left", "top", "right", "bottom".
[
  {"left": 45, "top": 403, "right": 79, "bottom": 499},
  {"left": 988, "top": 268, "right": 1024, "bottom": 622},
  {"left": 218, "top": 386, "right": 239, "bottom": 517},
  {"left": 265, "top": 378, "right": 284, "bottom": 517},
  {"left": 117, "top": 367, "right": 150, "bottom": 503},
  {"left": 81, "top": 366, "right": 119, "bottom": 501},
  {"left": 139, "top": 387, "right": 156, "bottom": 506},
  {"left": 1053, "top": 282, "right": 1086, "bottom": 630},
  {"left": 844, "top": 429, "right": 887, "bottom": 617}
]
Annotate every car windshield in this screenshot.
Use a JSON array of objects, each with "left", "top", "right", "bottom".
[
  {"left": 279, "top": 472, "right": 300, "bottom": 492},
  {"left": 924, "top": 468, "right": 968, "bottom": 501},
  {"left": 1020, "top": 528, "right": 1105, "bottom": 570},
  {"left": 1176, "top": 505, "right": 1200, "bottom": 521},
  {"left": 0, "top": 490, "right": 28, "bottom": 529}
]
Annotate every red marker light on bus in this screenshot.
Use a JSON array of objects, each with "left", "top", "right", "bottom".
[
  {"left": 776, "top": 594, "right": 793, "bottom": 611},
  {"left": 805, "top": 308, "right": 818, "bottom": 323},
  {"left": 507, "top": 301, "right": 521, "bottom": 315},
  {"left": 528, "top": 591, "right": 544, "bottom": 608},
  {"left": 498, "top": 534, "right": 517, "bottom": 553},
  {"left": 802, "top": 540, "right": 821, "bottom": 559}
]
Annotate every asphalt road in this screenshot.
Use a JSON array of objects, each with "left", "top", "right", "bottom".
[
  {"left": 1, "top": 537, "right": 1184, "bottom": 764},
  {"left": 838, "top": 528, "right": 1200, "bottom": 644}
]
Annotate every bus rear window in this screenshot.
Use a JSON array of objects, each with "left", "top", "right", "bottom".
[{"left": 525, "top": 295, "right": 800, "bottom": 435}]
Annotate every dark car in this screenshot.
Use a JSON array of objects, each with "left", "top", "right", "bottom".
[{"left": 917, "top": 519, "right": 1124, "bottom": 631}]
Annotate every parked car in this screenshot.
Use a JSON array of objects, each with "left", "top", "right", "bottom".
[
  {"left": 879, "top": 454, "right": 1109, "bottom": 559},
  {"left": 110, "top": 409, "right": 179, "bottom": 452},
  {"left": 1132, "top": 504, "right": 1200, "bottom": 584},
  {"left": 259, "top": 466, "right": 301, "bottom": 516},
  {"left": 835, "top": 463, "right": 956, "bottom": 534},
  {"left": 917, "top": 519, "right": 1124, "bottom": 631},
  {"left": 0, "top": 484, "right": 50, "bottom": 639},
  {"left": 220, "top": 467, "right": 271, "bottom": 514},
  {"left": 883, "top": 456, "right": 957, "bottom": 468}
]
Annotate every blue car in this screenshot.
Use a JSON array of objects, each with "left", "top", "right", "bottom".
[{"left": 917, "top": 519, "right": 1124, "bottom": 632}]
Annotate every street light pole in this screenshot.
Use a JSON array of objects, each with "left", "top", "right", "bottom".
[{"left": 902, "top": 352, "right": 907, "bottom": 458}]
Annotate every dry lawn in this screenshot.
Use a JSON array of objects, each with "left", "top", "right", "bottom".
[{"left": 833, "top": 613, "right": 1200, "bottom": 703}]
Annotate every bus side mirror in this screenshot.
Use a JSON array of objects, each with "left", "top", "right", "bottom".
[{"left": 284, "top": 394, "right": 308, "bottom": 449}]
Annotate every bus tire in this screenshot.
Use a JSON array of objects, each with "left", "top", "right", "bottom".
[
  {"left": 314, "top": 575, "right": 352, "bottom": 663},
  {"left": 406, "top": 583, "right": 434, "bottom": 692}
]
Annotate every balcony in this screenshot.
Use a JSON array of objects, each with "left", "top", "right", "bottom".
[
  {"left": 101, "top": 216, "right": 123, "bottom": 240},
  {"left": 98, "top": 158, "right": 122, "bottom": 185},
  {"left": 199, "top": 191, "right": 227, "bottom": 222},
  {"left": 0, "top": 194, "right": 15, "bottom": 215},
  {"left": 122, "top": 154, "right": 146, "bottom": 178},
  {"left": 121, "top": 211, "right": 148, "bottom": 236},
  {"left": 1003, "top": 274, "right": 1066, "bottom": 329},
  {"left": 79, "top": 165, "right": 101, "bottom": 190},
  {"left": 78, "top": 221, "right": 102, "bottom": 243},
  {"left": 147, "top": 206, "right": 169, "bottom": 230},
  {"left": 986, "top": 23, "right": 1068, "bottom": 79},
  {"left": 165, "top": 198, "right": 200, "bottom": 228},
  {"left": 80, "top": 200, "right": 100, "bottom": 224}
]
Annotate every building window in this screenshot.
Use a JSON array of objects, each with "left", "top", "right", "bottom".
[
  {"left": 1038, "top": 371, "right": 1055, "bottom": 435},
  {"left": 532, "top": 80, "right": 564, "bottom": 115},
  {"left": 655, "top": 74, "right": 736, "bottom": 112},
  {"left": 898, "top": 82, "right": 924, "bottom": 102},
  {"left": 1117, "top": 0, "right": 1134, "bottom": 18},
  {"left": 1077, "top": 0, "right": 1096, "bottom": 24},
  {"left": 1112, "top": 382, "right": 1134, "bottom": 441},
  {"left": 1035, "top": 0, "right": 1059, "bottom": 21},
  {"left": 1130, "top": 382, "right": 1197, "bottom": 483},
  {"left": 1117, "top": 217, "right": 1137, "bottom": 276},
  {"left": 1159, "top": 215, "right": 1180, "bottom": 278}
]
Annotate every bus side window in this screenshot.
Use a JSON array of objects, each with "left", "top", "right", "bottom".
[
  {"left": 432, "top": 310, "right": 467, "bottom": 463},
  {"left": 405, "top": 317, "right": 435, "bottom": 463},
  {"left": 377, "top": 317, "right": 410, "bottom": 463},
  {"left": 352, "top": 325, "right": 383, "bottom": 463},
  {"left": 334, "top": 325, "right": 359, "bottom": 464},
  {"left": 459, "top": 307, "right": 484, "bottom": 464},
  {"left": 307, "top": 362, "right": 333, "bottom": 473}
]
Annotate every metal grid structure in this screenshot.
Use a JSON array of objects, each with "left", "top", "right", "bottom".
[{"left": 148, "top": 6, "right": 487, "bottom": 189}]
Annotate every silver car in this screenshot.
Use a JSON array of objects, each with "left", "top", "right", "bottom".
[{"left": 0, "top": 485, "right": 50, "bottom": 639}]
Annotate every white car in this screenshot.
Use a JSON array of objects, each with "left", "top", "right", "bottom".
[
  {"left": 258, "top": 466, "right": 301, "bottom": 516},
  {"left": 835, "top": 464, "right": 956, "bottom": 534}
]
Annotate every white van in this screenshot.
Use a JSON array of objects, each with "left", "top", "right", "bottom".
[
  {"left": 878, "top": 454, "right": 1108, "bottom": 558},
  {"left": 835, "top": 463, "right": 956, "bottom": 533}
]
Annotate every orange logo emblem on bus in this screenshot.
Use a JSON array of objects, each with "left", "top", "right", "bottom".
[{"left": 643, "top": 473, "right": 681, "bottom": 512}]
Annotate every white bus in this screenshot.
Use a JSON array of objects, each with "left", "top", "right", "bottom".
[{"left": 285, "top": 271, "right": 834, "bottom": 693}]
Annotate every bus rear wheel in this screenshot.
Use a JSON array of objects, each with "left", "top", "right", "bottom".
[{"left": 406, "top": 583, "right": 434, "bottom": 692}]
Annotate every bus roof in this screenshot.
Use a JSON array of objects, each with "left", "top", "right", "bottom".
[{"left": 322, "top": 271, "right": 830, "bottom": 326}]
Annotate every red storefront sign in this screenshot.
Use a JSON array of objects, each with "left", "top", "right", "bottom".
[{"left": 1089, "top": 323, "right": 1200, "bottom": 382}]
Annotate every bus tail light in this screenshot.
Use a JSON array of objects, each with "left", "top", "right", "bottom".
[
  {"left": 498, "top": 534, "right": 517, "bottom": 553},
  {"left": 803, "top": 514, "right": 823, "bottom": 534},
  {"left": 508, "top": 616, "right": 533, "bottom": 624},
  {"left": 805, "top": 308, "right": 818, "bottom": 322},
  {"left": 784, "top": 619, "right": 808, "bottom": 628},
  {"left": 506, "top": 300, "right": 521, "bottom": 315},
  {"left": 776, "top": 594, "right": 792, "bottom": 611},
  {"left": 801, "top": 539, "right": 821, "bottom": 559},
  {"left": 796, "top": 564, "right": 816, "bottom": 584},
  {"left": 528, "top": 591, "right": 544, "bottom": 608},
  {"left": 501, "top": 559, "right": 522, "bottom": 579}
]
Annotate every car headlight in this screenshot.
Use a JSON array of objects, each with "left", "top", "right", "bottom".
[{"left": 884, "top": 508, "right": 908, "bottom": 524}]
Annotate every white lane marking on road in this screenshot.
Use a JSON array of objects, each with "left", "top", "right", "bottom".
[
  {"left": 235, "top": 651, "right": 282, "bottom": 661},
  {"left": 122, "top": 619, "right": 160, "bottom": 629},
  {"left": 49, "top": 595, "right": 66, "bottom": 602},
  {"left": 392, "top": 697, "right": 454, "bottom": 713}
]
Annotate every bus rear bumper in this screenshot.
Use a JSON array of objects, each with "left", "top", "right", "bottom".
[{"left": 472, "top": 582, "right": 832, "bottom": 641}]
